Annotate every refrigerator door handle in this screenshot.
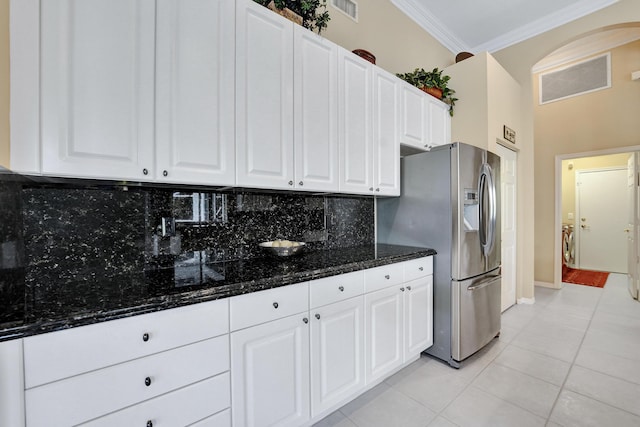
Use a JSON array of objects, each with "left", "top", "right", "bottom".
[
  {"left": 467, "top": 271, "right": 501, "bottom": 291},
  {"left": 479, "top": 163, "right": 497, "bottom": 257}
]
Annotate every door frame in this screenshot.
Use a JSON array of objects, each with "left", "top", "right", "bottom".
[
  {"left": 496, "top": 142, "right": 517, "bottom": 311},
  {"left": 574, "top": 166, "right": 628, "bottom": 271},
  {"left": 554, "top": 145, "right": 640, "bottom": 288}
]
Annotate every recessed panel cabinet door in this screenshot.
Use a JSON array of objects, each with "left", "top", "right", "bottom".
[
  {"left": 404, "top": 276, "right": 433, "bottom": 359},
  {"left": 338, "top": 49, "right": 373, "bottom": 195},
  {"left": 373, "top": 68, "right": 400, "bottom": 196},
  {"left": 231, "top": 315, "right": 310, "bottom": 427},
  {"left": 293, "top": 27, "right": 339, "bottom": 192},
  {"left": 40, "top": 0, "right": 156, "bottom": 180},
  {"left": 399, "top": 83, "right": 427, "bottom": 149},
  {"left": 155, "top": 0, "right": 235, "bottom": 186},
  {"left": 236, "top": 0, "right": 294, "bottom": 190},
  {"left": 427, "top": 98, "right": 451, "bottom": 148}
]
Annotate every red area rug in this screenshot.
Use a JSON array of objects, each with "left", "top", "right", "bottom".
[{"left": 562, "top": 266, "right": 609, "bottom": 288}]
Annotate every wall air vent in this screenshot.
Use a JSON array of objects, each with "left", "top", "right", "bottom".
[
  {"left": 539, "top": 53, "right": 611, "bottom": 104},
  {"left": 331, "top": 0, "right": 358, "bottom": 22}
]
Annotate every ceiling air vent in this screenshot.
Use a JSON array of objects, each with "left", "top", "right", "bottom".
[
  {"left": 331, "top": 0, "right": 358, "bottom": 21},
  {"left": 539, "top": 53, "right": 611, "bottom": 104}
]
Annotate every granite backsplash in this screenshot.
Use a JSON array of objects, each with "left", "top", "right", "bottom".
[{"left": 0, "top": 172, "right": 375, "bottom": 327}]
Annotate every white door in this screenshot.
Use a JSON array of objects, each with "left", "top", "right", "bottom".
[
  {"left": 155, "top": 0, "right": 235, "bottom": 186},
  {"left": 364, "top": 285, "right": 403, "bottom": 384},
  {"left": 576, "top": 168, "right": 629, "bottom": 273},
  {"left": 627, "top": 154, "right": 639, "bottom": 298},
  {"left": 293, "top": 27, "right": 338, "bottom": 192},
  {"left": 231, "top": 315, "right": 310, "bottom": 427},
  {"left": 338, "top": 48, "right": 373, "bottom": 195},
  {"left": 404, "top": 276, "right": 433, "bottom": 359},
  {"left": 496, "top": 144, "right": 517, "bottom": 312},
  {"left": 236, "top": 0, "right": 294, "bottom": 190},
  {"left": 40, "top": 0, "right": 156, "bottom": 180},
  {"left": 310, "top": 297, "right": 364, "bottom": 417},
  {"left": 372, "top": 67, "right": 400, "bottom": 196}
]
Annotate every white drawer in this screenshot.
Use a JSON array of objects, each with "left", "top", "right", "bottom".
[
  {"left": 230, "top": 282, "right": 309, "bottom": 331},
  {"left": 24, "top": 298, "right": 229, "bottom": 388},
  {"left": 364, "top": 262, "right": 404, "bottom": 293},
  {"left": 403, "top": 256, "right": 433, "bottom": 282},
  {"left": 80, "top": 372, "right": 230, "bottom": 427},
  {"left": 309, "top": 270, "right": 364, "bottom": 309},
  {"left": 25, "top": 335, "right": 229, "bottom": 427},
  {"left": 192, "top": 409, "right": 231, "bottom": 427}
]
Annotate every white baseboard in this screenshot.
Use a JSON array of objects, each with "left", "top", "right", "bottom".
[
  {"left": 517, "top": 297, "right": 535, "bottom": 305},
  {"left": 535, "top": 281, "right": 557, "bottom": 289}
]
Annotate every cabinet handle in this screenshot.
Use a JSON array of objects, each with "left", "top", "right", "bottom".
[
  {"left": 162, "top": 170, "right": 168, "bottom": 177},
  {"left": 143, "top": 168, "right": 149, "bottom": 175},
  {"left": 407, "top": 286, "right": 412, "bottom": 291},
  {"left": 145, "top": 377, "right": 152, "bottom": 387},
  {"left": 273, "top": 302, "right": 279, "bottom": 309},
  {"left": 385, "top": 275, "right": 390, "bottom": 280},
  {"left": 400, "top": 287, "right": 405, "bottom": 292},
  {"left": 338, "top": 286, "right": 344, "bottom": 292},
  {"left": 303, "top": 317, "right": 309, "bottom": 324},
  {"left": 142, "top": 333, "right": 149, "bottom": 342},
  {"left": 419, "top": 267, "right": 424, "bottom": 271},
  {"left": 299, "top": 181, "right": 304, "bottom": 186},
  {"left": 288, "top": 180, "right": 294, "bottom": 186},
  {"left": 315, "top": 313, "right": 321, "bottom": 320},
  {"left": 147, "top": 421, "right": 153, "bottom": 427}
]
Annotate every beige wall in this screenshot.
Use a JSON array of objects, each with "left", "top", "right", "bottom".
[
  {"left": 492, "top": 0, "right": 640, "bottom": 291},
  {"left": 0, "top": 0, "right": 8, "bottom": 168},
  {"left": 322, "top": 0, "right": 454, "bottom": 74},
  {"left": 561, "top": 153, "right": 630, "bottom": 225}
]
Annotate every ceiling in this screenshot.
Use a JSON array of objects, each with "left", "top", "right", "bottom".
[{"left": 391, "top": 0, "right": 621, "bottom": 53}]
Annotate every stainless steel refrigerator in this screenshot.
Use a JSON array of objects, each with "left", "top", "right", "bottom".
[{"left": 377, "top": 142, "right": 501, "bottom": 368}]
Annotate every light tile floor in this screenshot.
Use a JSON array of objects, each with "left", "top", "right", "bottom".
[{"left": 315, "top": 273, "right": 640, "bottom": 427}]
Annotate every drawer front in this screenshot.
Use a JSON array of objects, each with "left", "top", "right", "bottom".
[
  {"left": 80, "top": 372, "right": 230, "bottom": 427},
  {"left": 230, "top": 282, "right": 309, "bottom": 331},
  {"left": 403, "top": 256, "right": 433, "bottom": 282},
  {"left": 24, "top": 298, "right": 229, "bottom": 388},
  {"left": 25, "top": 335, "right": 229, "bottom": 427},
  {"left": 309, "top": 270, "right": 364, "bottom": 309},
  {"left": 191, "top": 409, "right": 231, "bottom": 427},
  {"left": 364, "top": 262, "right": 404, "bottom": 293}
]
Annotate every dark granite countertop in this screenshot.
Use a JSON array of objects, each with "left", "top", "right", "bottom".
[{"left": 0, "top": 244, "right": 435, "bottom": 342}]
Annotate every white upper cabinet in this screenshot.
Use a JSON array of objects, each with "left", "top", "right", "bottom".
[
  {"left": 39, "top": 0, "right": 156, "bottom": 180},
  {"left": 399, "top": 83, "right": 427, "bottom": 149},
  {"left": 236, "top": 0, "right": 295, "bottom": 190},
  {"left": 338, "top": 48, "right": 373, "bottom": 195},
  {"left": 293, "top": 27, "right": 339, "bottom": 192},
  {"left": 155, "top": 0, "right": 236, "bottom": 186},
  {"left": 426, "top": 96, "right": 451, "bottom": 149},
  {"left": 373, "top": 67, "right": 400, "bottom": 196}
]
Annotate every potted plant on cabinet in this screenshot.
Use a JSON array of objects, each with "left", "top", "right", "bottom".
[
  {"left": 396, "top": 67, "right": 457, "bottom": 116},
  {"left": 254, "top": 0, "right": 330, "bottom": 34}
]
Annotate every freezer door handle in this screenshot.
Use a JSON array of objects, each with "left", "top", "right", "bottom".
[{"left": 467, "top": 274, "right": 500, "bottom": 291}]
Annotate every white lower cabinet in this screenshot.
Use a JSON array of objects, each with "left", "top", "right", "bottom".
[
  {"left": 0, "top": 339, "right": 25, "bottom": 427},
  {"left": 404, "top": 276, "right": 434, "bottom": 359},
  {"left": 310, "top": 296, "right": 364, "bottom": 417},
  {"left": 231, "top": 314, "right": 311, "bottom": 427}
]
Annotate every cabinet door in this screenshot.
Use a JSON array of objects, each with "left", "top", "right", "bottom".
[
  {"left": 0, "top": 339, "right": 24, "bottom": 427},
  {"left": 40, "top": 0, "right": 156, "bottom": 180},
  {"left": 155, "top": 0, "right": 235, "bottom": 186},
  {"left": 236, "top": 0, "right": 294, "bottom": 190},
  {"left": 399, "top": 83, "right": 427, "bottom": 149},
  {"left": 231, "top": 314, "right": 310, "bottom": 427},
  {"left": 310, "top": 297, "right": 364, "bottom": 417},
  {"left": 293, "top": 27, "right": 339, "bottom": 192},
  {"left": 338, "top": 48, "right": 373, "bottom": 195},
  {"left": 373, "top": 68, "right": 400, "bottom": 196},
  {"left": 364, "top": 285, "right": 404, "bottom": 384},
  {"left": 427, "top": 97, "right": 451, "bottom": 148},
  {"left": 404, "top": 276, "right": 433, "bottom": 359}
]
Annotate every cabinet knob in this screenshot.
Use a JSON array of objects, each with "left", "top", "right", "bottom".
[
  {"left": 407, "top": 285, "right": 412, "bottom": 291},
  {"left": 400, "top": 287, "right": 405, "bottom": 292},
  {"left": 385, "top": 275, "right": 390, "bottom": 280},
  {"left": 143, "top": 168, "right": 149, "bottom": 175},
  {"left": 288, "top": 180, "right": 294, "bottom": 186},
  {"left": 419, "top": 267, "right": 424, "bottom": 271},
  {"left": 273, "top": 302, "right": 279, "bottom": 309},
  {"left": 299, "top": 181, "right": 304, "bottom": 186},
  {"left": 142, "top": 333, "right": 149, "bottom": 342},
  {"left": 338, "top": 286, "right": 344, "bottom": 292},
  {"left": 147, "top": 421, "right": 153, "bottom": 427},
  {"left": 145, "top": 377, "right": 152, "bottom": 387},
  {"left": 163, "top": 170, "right": 168, "bottom": 177},
  {"left": 369, "top": 187, "right": 374, "bottom": 191},
  {"left": 375, "top": 188, "right": 380, "bottom": 192},
  {"left": 303, "top": 317, "right": 309, "bottom": 324},
  {"left": 315, "top": 313, "right": 321, "bottom": 320}
]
